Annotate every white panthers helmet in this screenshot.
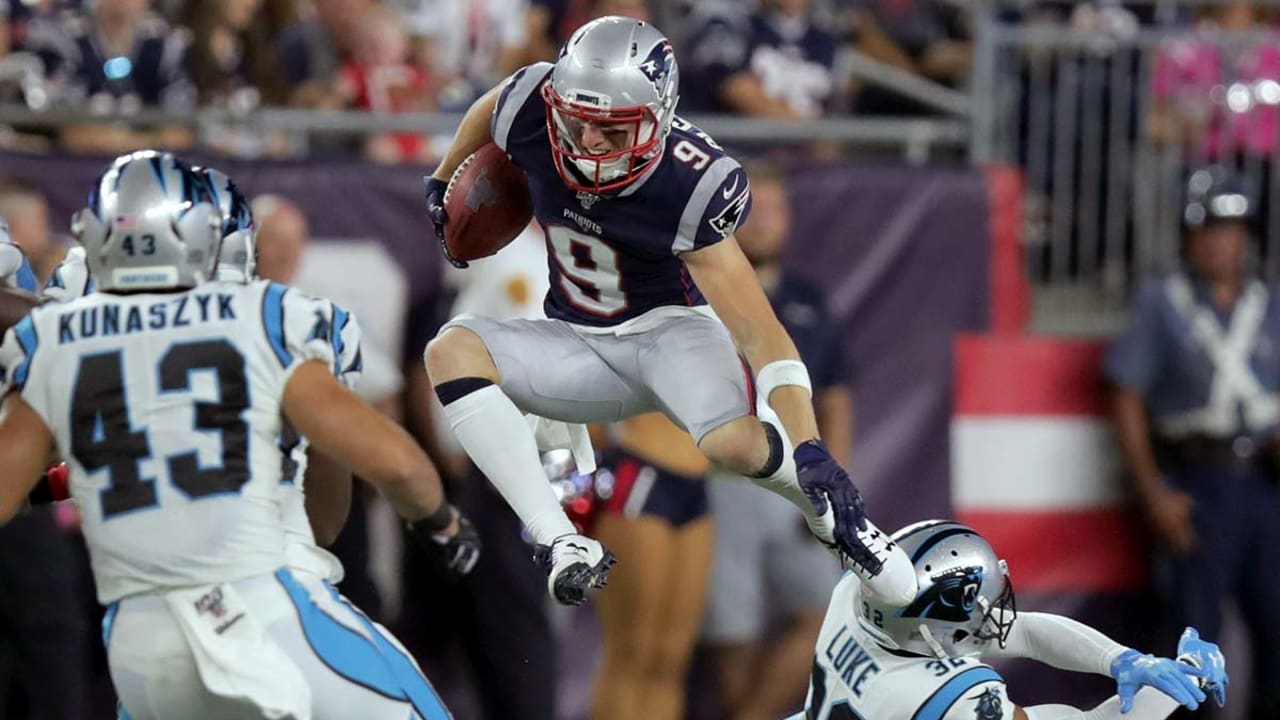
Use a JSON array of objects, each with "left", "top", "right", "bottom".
[
  {"left": 543, "top": 16, "right": 679, "bottom": 194},
  {"left": 197, "top": 167, "right": 257, "bottom": 283},
  {"left": 75, "top": 151, "right": 222, "bottom": 292},
  {"left": 858, "top": 520, "right": 1017, "bottom": 659}
]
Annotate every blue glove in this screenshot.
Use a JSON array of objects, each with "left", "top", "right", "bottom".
[
  {"left": 793, "top": 440, "right": 879, "bottom": 574},
  {"left": 1178, "top": 627, "right": 1227, "bottom": 708},
  {"left": 423, "top": 175, "right": 466, "bottom": 268},
  {"left": 1111, "top": 649, "right": 1207, "bottom": 713}
]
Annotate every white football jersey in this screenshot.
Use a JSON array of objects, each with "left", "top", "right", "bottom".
[
  {"left": 38, "top": 253, "right": 362, "bottom": 584},
  {"left": 805, "top": 573, "right": 1014, "bottom": 720},
  {"left": 0, "top": 280, "right": 338, "bottom": 603}
]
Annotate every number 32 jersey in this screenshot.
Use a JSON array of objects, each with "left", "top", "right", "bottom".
[
  {"left": 804, "top": 573, "right": 1015, "bottom": 720},
  {"left": 492, "top": 62, "right": 753, "bottom": 328},
  {"left": 0, "top": 280, "right": 339, "bottom": 604}
]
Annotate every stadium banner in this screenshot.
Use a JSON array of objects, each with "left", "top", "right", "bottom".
[{"left": 953, "top": 334, "right": 1157, "bottom": 706}]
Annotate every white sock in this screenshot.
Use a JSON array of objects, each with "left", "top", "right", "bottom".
[
  {"left": 748, "top": 412, "right": 833, "bottom": 541},
  {"left": 442, "top": 385, "right": 576, "bottom": 545},
  {"left": 747, "top": 411, "right": 811, "bottom": 514}
]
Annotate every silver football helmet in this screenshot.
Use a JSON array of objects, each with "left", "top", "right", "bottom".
[
  {"left": 543, "top": 16, "right": 679, "bottom": 194},
  {"left": 198, "top": 167, "right": 257, "bottom": 283},
  {"left": 75, "top": 151, "right": 222, "bottom": 292},
  {"left": 858, "top": 520, "right": 1016, "bottom": 659}
]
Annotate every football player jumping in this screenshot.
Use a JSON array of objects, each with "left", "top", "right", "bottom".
[
  {"left": 797, "top": 520, "right": 1228, "bottom": 720},
  {"left": 423, "top": 15, "right": 915, "bottom": 606}
]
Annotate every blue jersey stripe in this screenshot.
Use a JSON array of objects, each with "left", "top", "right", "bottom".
[
  {"left": 329, "top": 588, "right": 452, "bottom": 720},
  {"left": 101, "top": 601, "right": 119, "bottom": 649},
  {"left": 912, "top": 667, "right": 1003, "bottom": 720},
  {"left": 261, "top": 283, "right": 291, "bottom": 367},
  {"left": 332, "top": 305, "right": 349, "bottom": 377},
  {"left": 15, "top": 257, "right": 37, "bottom": 294},
  {"left": 276, "top": 569, "right": 408, "bottom": 702},
  {"left": 13, "top": 315, "right": 38, "bottom": 388}
]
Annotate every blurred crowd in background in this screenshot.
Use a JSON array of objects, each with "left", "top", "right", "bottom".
[{"left": 0, "top": 0, "right": 977, "bottom": 162}]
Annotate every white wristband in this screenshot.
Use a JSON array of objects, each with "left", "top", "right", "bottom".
[{"left": 756, "top": 360, "right": 812, "bottom": 411}]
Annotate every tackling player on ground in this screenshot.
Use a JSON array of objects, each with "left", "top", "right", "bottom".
[
  {"left": 798, "top": 520, "right": 1228, "bottom": 720},
  {"left": 423, "top": 15, "right": 915, "bottom": 606}
]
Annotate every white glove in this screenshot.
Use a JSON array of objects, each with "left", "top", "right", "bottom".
[
  {"left": 0, "top": 242, "right": 24, "bottom": 289},
  {"left": 525, "top": 414, "right": 596, "bottom": 475}
]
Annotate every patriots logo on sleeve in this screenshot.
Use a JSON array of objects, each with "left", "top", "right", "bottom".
[{"left": 709, "top": 182, "right": 751, "bottom": 239}]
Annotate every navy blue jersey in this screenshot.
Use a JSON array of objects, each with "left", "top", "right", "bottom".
[
  {"left": 25, "top": 11, "right": 195, "bottom": 111},
  {"left": 682, "top": 8, "right": 838, "bottom": 116},
  {"left": 770, "top": 275, "right": 849, "bottom": 391},
  {"left": 492, "top": 62, "right": 752, "bottom": 328}
]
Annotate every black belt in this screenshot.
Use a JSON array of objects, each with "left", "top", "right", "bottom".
[{"left": 1157, "top": 434, "right": 1277, "bottom": 472}]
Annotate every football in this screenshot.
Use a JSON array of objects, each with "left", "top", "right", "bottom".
[{"left": 443, "top": 143, "right": 534, "bottom": 264}]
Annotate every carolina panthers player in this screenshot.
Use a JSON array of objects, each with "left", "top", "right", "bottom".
[
  {"left": 799, "top": 520, "right": 1229, "bottom": 720},
  {"left": 422, "top": 15, "right": 914, "bottom": 606},
  {"left": 0, "top": 151, "right": 471, "bottom": 720}
]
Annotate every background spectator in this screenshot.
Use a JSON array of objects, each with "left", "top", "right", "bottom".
[
  {"left": 24, "top": 0, "right": 195, "bottom": 151},
  {"left": 393, "top": 0, "right": 530, "bottom": 110},
  {"left": 277, "top": 0, "right": 371, "bottom": 109},
  {"left": 337, "top": 2, "right": 434, "bottom": 164},
  {"left": 0, "top": 178, "right": 55, "bottom": 283},
  {"left": 179, "top": 0, "right": 290, "bottom": 156},
  {"left": 1147, "top": 2, "right": 1280, "bottom": 162},
  {"left": 251, "top": 193, "right": 310, "bottom": 284},
  {"left": 680, "top": 0, "right": 838, "bottom": 119},
  {"left": 845, "top": 0, "right": 971, "bottom": 116},
  {"left": 179, "top": 0, "right": 285, "bottom": 110},
  {"left": 1105, "top": 167, "right": 1280, "bottom": 720}
]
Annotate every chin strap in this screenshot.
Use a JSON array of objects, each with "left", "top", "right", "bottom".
[{"left": 918, "top": 624, "right": 950, "bottom": 660}]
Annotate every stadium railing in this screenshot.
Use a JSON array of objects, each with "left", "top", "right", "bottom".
[{"left": 972, "top": 2, "right": 1280, "bottom": 334}]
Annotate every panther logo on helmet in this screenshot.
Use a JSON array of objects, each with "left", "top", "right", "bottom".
[{"left": 899, "top": 565, "right": 984, "bottom": 622}]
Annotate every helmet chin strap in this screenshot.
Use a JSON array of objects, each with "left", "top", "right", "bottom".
[{"left": 919, "top": 624, "right": 950, "bottom": 659}]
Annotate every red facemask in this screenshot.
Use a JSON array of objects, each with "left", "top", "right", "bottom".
[{"left": 542, "top": 83, "right": 664, "bottom": 194}]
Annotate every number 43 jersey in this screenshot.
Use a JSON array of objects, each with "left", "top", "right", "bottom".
[
  {"left": 493, "top": 62, "right": 753, "bottom": 329},
  {"left": 804, "top": 573, "right": 1015, "bottom": 720},
  {"left": 0, "top": 280, "right": 339, "bottom": 604}
]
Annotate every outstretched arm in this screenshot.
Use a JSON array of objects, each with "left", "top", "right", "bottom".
[
  {"left": 1016, "top": 687, "right": 1185, "bottom": 720},
  {"left": 984, "top": 611, "right": 1129, "bottom": 675}
]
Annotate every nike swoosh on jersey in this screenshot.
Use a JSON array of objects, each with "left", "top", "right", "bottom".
[{"left": 722, "top": 176, "right": 740, "bottom": 200}]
